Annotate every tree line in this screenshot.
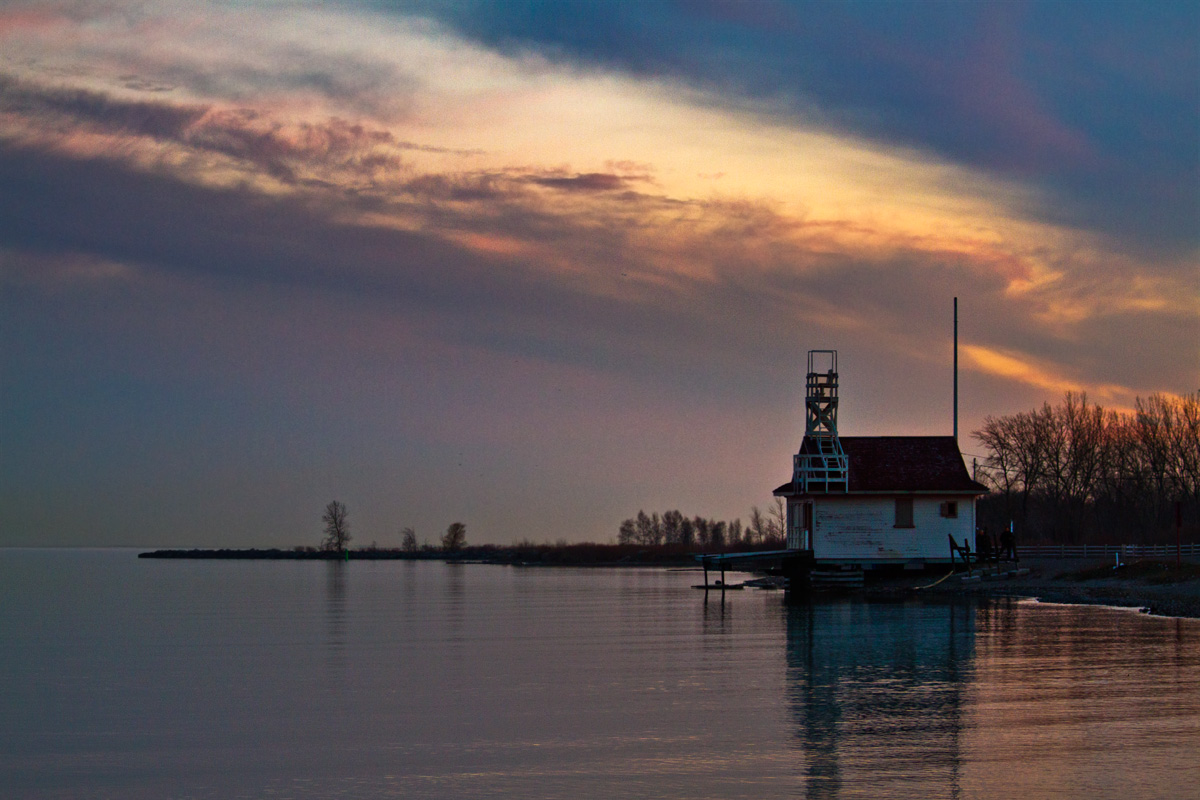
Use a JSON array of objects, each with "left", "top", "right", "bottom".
[
  {"left": 617, "top": 499, "right": 787, "bottom": 550},
  {"left": 974, "top": 391, "right": 1199, "bottom": 544},
  {"left": 319, "top": 500, "right": 468, "bottom": 552}
]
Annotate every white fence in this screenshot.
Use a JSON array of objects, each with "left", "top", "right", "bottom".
[{"left": 1019, "top": 543, "right": 1200, "bottom": 559}]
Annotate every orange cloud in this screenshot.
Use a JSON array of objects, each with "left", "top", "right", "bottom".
[{"left": 962, "top": 344, "right": 1129, "bottom": 402}]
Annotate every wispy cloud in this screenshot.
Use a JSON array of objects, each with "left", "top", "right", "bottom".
[{"left": 962, "top": 344, "right": 1128, "bottom": 401}]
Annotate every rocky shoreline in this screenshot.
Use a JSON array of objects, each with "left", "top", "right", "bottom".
[{"left": 910, "top": 557, "right": 1200, "bottom": 619}]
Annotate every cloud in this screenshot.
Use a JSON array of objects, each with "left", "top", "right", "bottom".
[
  {"left": 0, "top": 246, "right": 138, "bottom": 287},
  {"left": 1, "top": 0, "right": 1195, "bottom": 545},
  {"left": 963, "top": 344, "right": 1111, "bottom": 398},
  {"left": 0, "top": 73, "right": 207, "bottom": 139},
  {"left": 415, "top": 0, "right": 1198, "bottom": 254},
  {"left": 528, "top": 171, "right": 632, "bottom": 192},
  {"left": 182, "top": 109, "right": 407, "bottom": 184},
  {"left": 5, "top": 126, "right": 1187, "bottom": 417},
  {"left": 0, "top": 72, "right": 421, "bottom": 190},
  {"left": 2, "top": 10, "right": 1190, "bottom": 407}
]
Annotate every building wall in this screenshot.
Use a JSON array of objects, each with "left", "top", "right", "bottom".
[{"left": 809, "top": 495, "right": 976, "bottom": 563}]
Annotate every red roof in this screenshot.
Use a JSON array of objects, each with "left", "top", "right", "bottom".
[{"left": 774, "top": 436, "right": 987, "bottom": 495}]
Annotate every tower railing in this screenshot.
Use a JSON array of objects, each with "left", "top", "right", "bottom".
[{"left": 793, "top": 445, "right": 848, "bottom": 492}]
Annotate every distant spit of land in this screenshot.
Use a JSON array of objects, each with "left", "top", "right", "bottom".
[{"left": 136, "top": 543, "right": 701, "bottom": 566}]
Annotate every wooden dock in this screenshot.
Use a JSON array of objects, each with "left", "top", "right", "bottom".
[{"left": 694, "top": 549, "right": 814, "bottom": 593}]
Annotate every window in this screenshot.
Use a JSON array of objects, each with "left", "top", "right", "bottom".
[
  {"left": 940, "top": 501, "right": 958, "bottom": 519},
  {"left": 894, "top": 497, "right": 913, "bottom": 528}
]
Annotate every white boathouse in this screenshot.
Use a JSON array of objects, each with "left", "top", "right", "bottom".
[{"left": 774, "top": 351, "right": 987, "bottom": 567}]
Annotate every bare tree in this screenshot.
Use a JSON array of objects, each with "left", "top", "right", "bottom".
[
  {"left": 710, "top": 520, "right": 727, "bottom": 550},
  {"left": 321, "top": 500, "right": 351, "bottom": 552},
  {"left": 769, "top": 497, "right": 786, "bottom": 540},
  {"left": 442, "top": 522, "right": 467, "bottom": 552},
  {"left": 727, "top": 518, "right": 743, "bottom": 548},
  {"left": 976, "top": 391, "right": 1200, "bottom": 543},
  {"left": 615, "top": 508, "right": 779, "bottom": 551},
  {"left": 401, "top": 527, "right": 418, "bottom": 552},
  {"left": 635, "top": 510, "right": 655, "bottom": 545},
  {"left": 748, "top": 506, "right": 767, "bottom": 545},
  {"left": 679, "top": 516, "right": 695, "bottom": 548},
  {"left": 1177, "top": 393, "right": 1200, "bottom": 500},
  {"left": 662, "top": 510, "right": 684, "bottom": 545}
]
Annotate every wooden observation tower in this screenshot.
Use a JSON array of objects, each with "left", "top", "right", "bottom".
[{"left": 793, "top": 350, "right": 849, "bottom": 493}]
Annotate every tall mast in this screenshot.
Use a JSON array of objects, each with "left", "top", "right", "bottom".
[{"left": 953, "top": 297, "right": 959, "bottom": 443}]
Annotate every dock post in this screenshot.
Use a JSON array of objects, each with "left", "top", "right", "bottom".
[{"left": 782, "top": 553, "right": 813, "bottom": 601}]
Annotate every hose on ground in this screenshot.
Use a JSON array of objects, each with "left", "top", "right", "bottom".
[{"left": 914, "top": 569, "right": 957, "bottom": 591}]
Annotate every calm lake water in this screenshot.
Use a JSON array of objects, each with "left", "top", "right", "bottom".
[{"left": 1, "top": 549, "right": 1198, "bottom": 799}]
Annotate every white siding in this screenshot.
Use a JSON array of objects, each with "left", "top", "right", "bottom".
[{"left": 812, "top": 495, "right": 976, "bottom": 563}]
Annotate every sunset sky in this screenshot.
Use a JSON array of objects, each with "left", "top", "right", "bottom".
[{"left": 2, "top": 0, "right": 1196, "bottom": 547}]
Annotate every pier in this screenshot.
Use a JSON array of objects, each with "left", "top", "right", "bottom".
[{"left": 695, "top": 549, "right": 814, "bottom": 593}]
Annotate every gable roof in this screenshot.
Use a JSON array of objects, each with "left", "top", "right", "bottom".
[{"left": 774, "top": 436, "right": 987, "bottom": 495}]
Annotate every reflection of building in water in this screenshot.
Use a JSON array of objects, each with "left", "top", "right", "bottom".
[{"left": 787, "top": 601, "right": 975, "bottom": 799}]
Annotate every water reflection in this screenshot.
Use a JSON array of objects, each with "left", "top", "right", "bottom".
[
  {"left": 325, "top": 561, "right": 347, "bottom": 673},
  {"left": 787, "top": 600, "right": 976, "bottom": 799},
  {"left": 444, "top": 562, "right": 466, "bottom": 638},
  {"left": 962, "top": 599, "right": 1200, "bottom": 799},
  {"left": 701, "top": 590, "right": 733, "bottom": 635}
]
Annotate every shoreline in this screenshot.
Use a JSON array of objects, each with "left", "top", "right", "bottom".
[
  {"left": 137, "top": 549, "right": 1200, "bottom": 619},
  {"left": 886, "top": 557, "right": 1200, "bottom": 619}
]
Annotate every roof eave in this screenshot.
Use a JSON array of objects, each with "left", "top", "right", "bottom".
[{"left": 774, "top": 487, "right": 988, "bottom": 497}]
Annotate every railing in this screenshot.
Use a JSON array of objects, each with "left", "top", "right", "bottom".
[
  {"left": 793, "top": 452, "right": 848, "bottom": 492},
  {"left": 1018, "top": 543, "right": 1200, "bottom": 559},
  {"left": 787, "top": 526, "right": 811, "bottom": 551}
]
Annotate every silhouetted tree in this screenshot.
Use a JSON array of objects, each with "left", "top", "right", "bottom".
[
  {"left": 401, "top": 527, "right": 419, "bottom": 552},
  {"left": 748, "top": 506, "right": 767, "bottom": 545},
  {"left": 635, "top": 510, "right": 656, "bottom": 545},
  {"left": 710, "top": 520, "right": 726, "bottom": 550},
  {"left": 616, "top": 506, "right": 802, "bottom": 551},
  {"left": 728, "top": 518, "right": 743, "bottom": 547},
  {"left": 768, "top": 497, "right": 786, "bottom": 542},
  {"left": 975, "top": 391, "right": 1199, "bottom": 543},
  {"left": 662, "top": 510, "right": 684, "bottom": 545},
  {"left": 442, "top": 522, "right": 467, "bottom": 552},
  {"left": 321, "top": 500, "right": 351, "bottom": 552},
  {"left": 679, "top": 516, "right": 695, "bottom": 548}
]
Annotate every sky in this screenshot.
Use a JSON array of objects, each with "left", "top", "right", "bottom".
[{"left": 1, "top": 0, "right": 1196, "bottom": 548}]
